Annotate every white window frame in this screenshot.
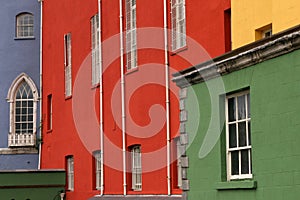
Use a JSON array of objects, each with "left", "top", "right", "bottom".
[
  {"left": 125, "top": 0, "right": 137, "bottom": 70},
  {"left": 6, "top": 73, "right": 38, "bottom": 147},
  {"left": 171, "top": 0, "right": 186, "bottom": 51},
  {"left": 225, "top": 90, "right": 252, "bottom": 180},
  {"left": 64, "top": 33, "right": 72, "bottom": 97},
  {"left": 67, "top": 156, "right": 74, "bottom": 191},
  {"left": 16, "top": 13, "right": 34, "bottom": 38},
  {"left": 131, "top": 145, "right": 142, "bottom": 191},
  {"left": 94, "top": 151, "right": 102, "bottom": 190},
  {"left": 91, "top": 14, "right": 101, "bottom": 85}
]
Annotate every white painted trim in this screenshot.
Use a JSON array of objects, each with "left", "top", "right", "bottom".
[
  {"left": 225, "top": 90, "right": 252, "bottom": 181},
  {"left": 7, "top": 73, "right": 39, "bottom": 101}
]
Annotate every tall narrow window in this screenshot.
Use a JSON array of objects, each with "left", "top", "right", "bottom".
[
  {"left": 176, "top": 139, "right": 182, "bottom": 188},
  {"left": 226, "top": 91, "right": 252, "bottom": 180},
  {"left": 131, "top": 145, "right": 142, "bottom": 191},
  {"left": 7, "top": 74, "right": 38, "bottom": 147},
  {"left": 91, "top": 14, "right": 101, "bottom": 85},
  {"left": 67, "top": 156, "right": 74, "bottom": 191},
  {"left": 47, "top": 94, "right": 52, "bottom": 130},
  {"left": 16, "top": 13, "right": 34, "bottom": 38},
  {"left": 125, "top": 0, "right": 137, "bottom": 70},
  {"left": 94, "top": 151, "right": 102, "bottom": 190},
  {"left": 224, "top": 9, "right": 231, "bottom": 52},
  {"left": 64, "top": 33, "right": 72, "bottom": 97},
  {"left": 171, "top": 0, "right": 186, "bottom": 51}
]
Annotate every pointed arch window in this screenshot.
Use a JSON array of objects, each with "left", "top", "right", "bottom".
[
  {"left": 15, "top": 82, "right": 34, "bottom": 135},
  {"left": 7, "top": 74, "right": 38, "bottom": 147}
]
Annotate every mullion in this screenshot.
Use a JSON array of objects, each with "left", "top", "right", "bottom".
[{"left": 235, "top": 97, "right": 239, "bottom": 148}]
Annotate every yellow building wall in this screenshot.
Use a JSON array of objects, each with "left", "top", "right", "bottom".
[{"left": 232, "top": 0, "right": 300, "bottom": 49}]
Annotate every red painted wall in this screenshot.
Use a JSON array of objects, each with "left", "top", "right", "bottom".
[
  {"left": 41, "top": 0, "right": 231, "bottom": 199},
  {"left": 41, "top": 0, "right": 99, "bottom": 199}
]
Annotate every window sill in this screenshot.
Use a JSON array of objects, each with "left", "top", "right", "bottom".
[
  {"left": 91, "top": 83, "right": 100, "bottom": 89},
  {"left": 215, "top": 180, "right": 257, "bottom": 190},
  {"left": 170, "top": 46, "right": 188, "bottom": 56},
  {"left": 0, "top": 147, "right": 38, "bottom": 154},
  {"left": 14, "top": 36, "right": 35, "bottom": 40},
  {"left": 125, "top": 66, "right": 139, "bottom": 75},
  {"left": 46, "top": 129, "right": 53, "bottom": 134},
  {"left": 65, "top": 95, "right": 72, "bottom": 100}
]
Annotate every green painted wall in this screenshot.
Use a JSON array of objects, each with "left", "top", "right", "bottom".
[
  {"left": 185, "top": 49, "right": 300, "bottom": 200},
  {"left": 0, "top": 170, "right": 65, "bottom": 200}
]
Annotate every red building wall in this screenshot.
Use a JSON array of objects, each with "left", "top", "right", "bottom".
[{"left": 41, "top": 0, "right": 230, "bottom": 199}]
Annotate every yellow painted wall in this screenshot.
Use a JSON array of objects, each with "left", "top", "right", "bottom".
[{"left": 232, "top": 0, "right": 300, "bottom": 49}]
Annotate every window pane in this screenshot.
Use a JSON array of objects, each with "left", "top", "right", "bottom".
[
  {"left": 28, "top": 108, "right": 33, "bottom": 114},
  {"left": 237, "top": 95, "right": 246, "bottom": 120},
  {"left": 16, "top": 123, "right": 21, "bottom": 131},
  {"left": 231, "top": 151, "right": 239, "bottom": 175},
  {"left": 22, "top": 123, "right": 27, "bottom": 130},
  {"left": 22, "top": 101, "right": 27, "bottom": 107},
  {"left": 22, "top": 108, "right": 27, "bottom": 115},
  {"left": 22, "top": 116, "right": 27, "bottom": 121},
  {"left": 28, "top": 101, "right": 33, "bottom": 107},
  {"left": 248, "top": 121, "right": 251, "bottom": 145},
  {"left": 15, "top": 115, "right": 20, "bottom": 122},
  {"left": 28, "top": 123, "right": 33, "bottom": 129},
  {"left": 228, "top": 97, "right": 236, "bottom": 122},
  {"left": 241, "top": 150, "right": 249, "bottom": 174},
  {"left": 229, "top": 124, "right": 237, "bottom": 148},
  {"left": 238, "top": 122, "right": 247, "bottom": 147},
  {"left": 247, "top": 93, "right": 250, "bottom": 118}
]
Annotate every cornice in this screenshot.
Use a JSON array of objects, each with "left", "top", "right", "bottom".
[{"left": 173, "top": 25, "right": 300, "bottom": 88}]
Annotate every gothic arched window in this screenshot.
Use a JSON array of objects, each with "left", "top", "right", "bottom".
[{"left": 7, "top": 74, "right": 38, "bottom": 147}]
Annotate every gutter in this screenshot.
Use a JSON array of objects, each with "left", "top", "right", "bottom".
[
  {"left": 119, "top": 0, "right": 127, "bottom": 195},
  {"left": 163, "top": 0, "right": 171, "bottom": 195},
  {"left": 98, "top": 0, "right": 104, "bottom": 196},
  {"left": 37, "top": 0, "right": 43, "bottom": 170}
]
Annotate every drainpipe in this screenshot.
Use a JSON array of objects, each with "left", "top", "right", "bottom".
[
  {"left": 119, "top": 0, "right": 127, "bottom": 196},
  {"left": 38, "top": 0, "right": 43, "bottom": 170},
  {"left": 98, "top": 0, "right": 104, "bottom": 196},
  {"left": 163, "top": 0, "right": 171, "bottom": 195}
]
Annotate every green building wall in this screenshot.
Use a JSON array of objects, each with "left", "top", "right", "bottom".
[
  {"left": 0, "top": 170, "right": 65, "bottom": 200},
  {"left": 175, "top": 27, "right": 300, "bottom": 200}
]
